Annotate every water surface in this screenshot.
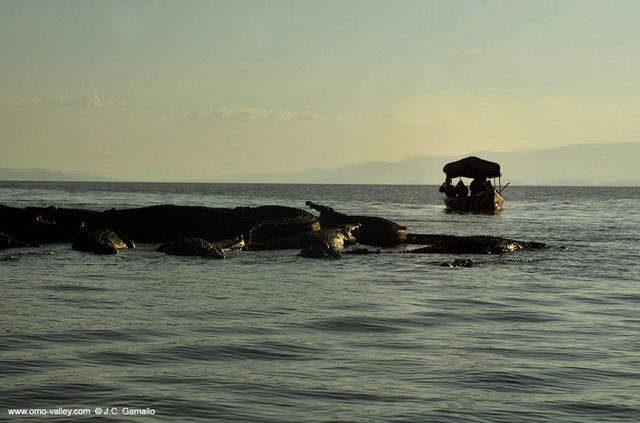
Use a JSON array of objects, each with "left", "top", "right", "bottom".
[{"left": 1, "top": 182, "right": 639, "bottom": 422}]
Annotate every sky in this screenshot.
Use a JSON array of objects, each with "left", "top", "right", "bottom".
[{"left": 2, "top": 0, "right": 639, "bottom": 181}]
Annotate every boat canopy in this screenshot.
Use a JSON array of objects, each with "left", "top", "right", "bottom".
[{"left": 443, "top": 156, "right": 502, "bottom": 179}]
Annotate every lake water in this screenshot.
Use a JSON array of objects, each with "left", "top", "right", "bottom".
[{"left": 1, "top": 182, "right": 639, "bottom": 422}]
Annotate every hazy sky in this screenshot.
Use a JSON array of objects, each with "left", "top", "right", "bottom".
[{"left": 2, "top": 0, "right": 639, "bottom": 180}]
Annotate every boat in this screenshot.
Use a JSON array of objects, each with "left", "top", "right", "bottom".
[{"left": 440, "top": 156, "right": 506, "bottom": 213}]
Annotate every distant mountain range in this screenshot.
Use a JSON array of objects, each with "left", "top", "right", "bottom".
[
  {"left": 2, "top": 142, "right": 638, "bottom": 185},
  {"left": 0, "top": 167, "right": 112, "bottom": 182},
  {"left": 218, "top": 142, "right": 640, "bottom": 186}
]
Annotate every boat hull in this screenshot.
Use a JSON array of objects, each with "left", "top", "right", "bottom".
[{"left": 444, "top": 190, "right": 504, "bottom": 213}]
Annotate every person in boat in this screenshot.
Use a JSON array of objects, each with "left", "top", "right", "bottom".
[
  {"left": 439, "top": 177, "right": 456, "bottom": 197},
  {"left": 485, "top": 179, "right": 495, "bottom": 192},
  {"left": 470, "top": 177, "right": 487, "bottom": 196},
  {"left": 455, "top": 179, "right": 468, "bottom": 198}
]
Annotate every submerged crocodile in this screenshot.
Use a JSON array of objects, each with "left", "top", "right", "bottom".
[
  {"left": 405, "top": 235, "right": 550, "bottom": 254},
  {"left": 298, "top": 245, "right": 382, "bottom": 259}
]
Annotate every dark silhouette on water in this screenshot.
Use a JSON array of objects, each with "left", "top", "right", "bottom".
[
  {"left": 0, "top": 201, "right": 550, "bottom": 257},
  {"left": 455, "top": 180, "right": 468, "bottom": 198}
]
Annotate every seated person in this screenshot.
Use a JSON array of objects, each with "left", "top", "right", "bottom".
[
  {"left": 439, "top": 178, "right": 456, "bottom": 196},
  {"left": 486, "top": 179, "right": 495, "bottom": 192},
  {"left": 455, "top": 180, "right": 468, "bottom": 197},
  {"left": 470, "top": 177, "right": 487, "bottom": 196}
]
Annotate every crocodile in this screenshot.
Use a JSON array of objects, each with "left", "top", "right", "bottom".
[
  {"left": 247, "top": 224, "right": 360, "bottom": 250},
  {"left": 0, "top": 231, "right": 37, "bottom": 249},
  {"left": 441, "top": 259, "right": 474, "bottom": 267},
  {"left": 100, "top": 205, "right": 255, "bottom": 243},
  {"left": 406, "top": 235, "right": 550, "bottom": 254},
  {"left": 298, "top": 245, "right": 382, "bottom": 259},
  {"left": 0, "top": 204, "right": 99, "bottom": 244},
  {"left": 156, "top": 236, "right": 246, "bottom": 258},
  {"left": 244, "top": 210, "right": 320, "bottom": 244},
  {"left": 502, "top": 257, "right": 544, "bottom": 263},
  {"left": 72, "top": 229, "right": 132, "bottom": 255},
  {"left": 101, "top": 204, "right": 318, "bottom": 245},
  {"left": 1, "top": 203, "right": 318, "bottom": 247},
  {"left": 298, "top": 246, "right": 342, "bottom": 259},
  {"left": 306, "top": 201, "right": 407, "bottom": 246}
]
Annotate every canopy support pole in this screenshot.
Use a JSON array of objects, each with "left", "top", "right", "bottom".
[{"left": 498, "top": 182, "right": 510, "bottom": 195}]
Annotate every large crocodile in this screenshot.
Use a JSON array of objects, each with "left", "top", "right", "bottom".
[
  {"left": 247, "top": 224, "right": 360, "bottom": 250},
  {"left": 0, "top": 204, "right": 100, "bottom": 244},
  {"left": 243, "top": 208, "right": 320, "bottom": 245},
  {"left": 306, "top": 201, "right": 407, "bottom": 246},
  {"left": 0, "top": 204, "right": 318, "bottom": 247},
  {"left": 101, "top": 205, "right": 256, "bottom": 243},
  {"left": 0, "top": 231, "right": 36, "bottom": 248}
]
